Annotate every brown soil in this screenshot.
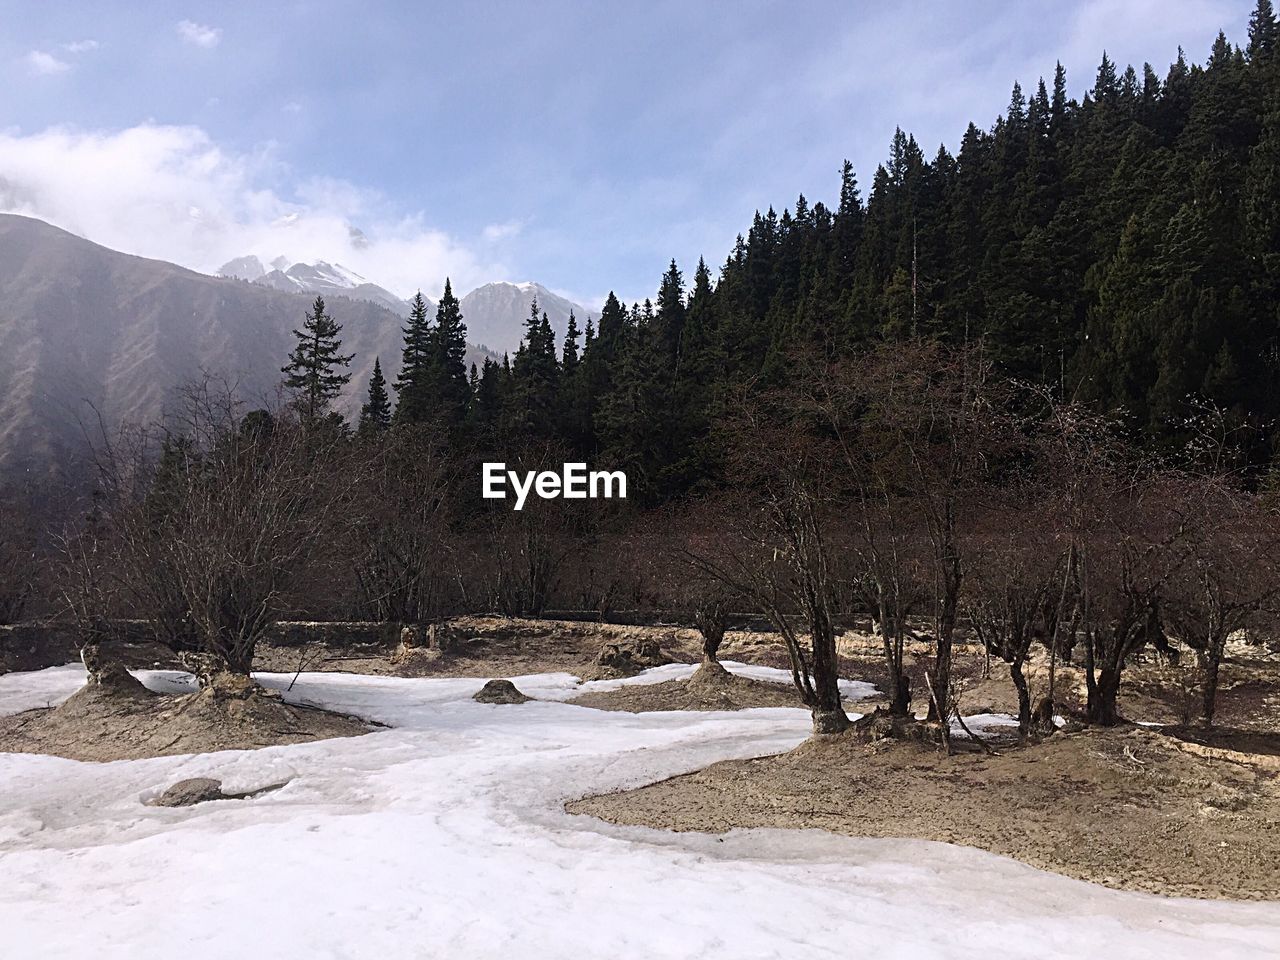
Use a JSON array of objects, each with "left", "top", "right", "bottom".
[
  {"left": 570, "top": 661, "right": 809, "bottom": 712},
  {"left": 568, "top": 724, "right": 1280, "bottom": 900},
  {"left": 473, "top": 678, "right": 532, "bottom": 704},
  {"left": 0, "top": 672, "right": 371, "bottom": 762},
  {"left": 253, "top": 616, "right": 710, "bottom": 680},
  {"left": 16, "top": 617, "right": 1280, "bottom": 731}
]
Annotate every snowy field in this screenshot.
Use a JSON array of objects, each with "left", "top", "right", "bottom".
[{"left": 1, "top": 663, "right": 1278, "bottom": 959}]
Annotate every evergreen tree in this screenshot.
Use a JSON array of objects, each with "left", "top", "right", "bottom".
[
  {"left": 358, "top": 357, "right": 392, "bottom": 435},
  {"left": 508, "top": 298, "right": 560, "bottom": 439},
  {"left": 1249, "top": 0, "right": 1278, "bottom": 61},
  {"left": 429, "top": 278, "right": 470, "bottom": 432},
  {"left": 395, "top": 291, "right": 433, "bottom": 423},
  {"left": 282, "top": 295, "right": 353, "bottom": 422},
  {"left": 654, "top": 259, "right": 686, "bottom": 361},
  {"left": 561, "top": 310, "right": 582, "bottom": 371}
]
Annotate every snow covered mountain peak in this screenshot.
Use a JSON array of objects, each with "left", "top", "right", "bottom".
[
  {"left": 217, "top": 255, "right": 410, "bottom": 314},
  {"left": 215, "top": 256, "right": 596, "bottom": 357}
]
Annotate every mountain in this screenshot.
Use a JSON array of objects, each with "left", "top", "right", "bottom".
[
  {"left": 218, "top": 255, "right": 413, "bottom": 315},
  {"left": 460, "top": 281, "right": 597, "bottom": 357},
  {"left": 216, "top": 257, "right": 596, "bottom": 357},
  {"left": 0, "top": 215, "right": 489, "bottom": 482}
]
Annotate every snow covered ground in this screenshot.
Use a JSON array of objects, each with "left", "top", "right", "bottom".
[{"left": 1, "top": 663, "right": 1278, "bottom": 960}]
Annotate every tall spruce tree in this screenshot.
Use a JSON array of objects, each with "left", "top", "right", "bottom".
[
  {"left": 395, "top": 291, "right": 434, "bottom": 423},
  {"left": 430, "top": 278, "right": 471, "bottom": 432},
  {"left": 358, "top": 357, "right": 392, "bottom": 435},
  {"left": 508, "top": 298, "right": 560, "bottom": 439},
  {"left": 282, "top": 295, "right": 353, "bottom": 422},
  {"left": 1250, "top": 0, "right": 1278, "bottom": 61}
]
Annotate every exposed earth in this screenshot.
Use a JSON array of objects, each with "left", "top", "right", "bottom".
[
  {"left": 0, "top": 669, "right": 370, "bottom": 762},
  {"left": 568, "top": 722, "right": 1280, "bottom": 900},
  {"left": 3, "top": 615, "right": 1280, "bottom": 902}
]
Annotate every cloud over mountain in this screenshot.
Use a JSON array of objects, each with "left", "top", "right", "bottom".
[{"left": 0, "top": 123, "right": 508, "bottom": 302}]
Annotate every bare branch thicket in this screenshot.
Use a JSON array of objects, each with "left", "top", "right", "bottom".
[
  {"left": 1030, "top": 393, "right": 1138, "bottom": 723},
  {"left": 1156, "top": 405, "right": 1280, "bottom": 724},
  {"left": 49, "top": 492, "right": 125, "bottom": 679},
  {"left": 107, "top": 379, "right": 359, "bottom": 683},
  {"left": 678, "top": 382, "right": 852, "bottom": 734},
  {"left": 470, "top": 443, "right": 588, "bottom": 618},
  {"left": 349, "top": 424, "right": 461, "bottom": 626},
  {"left": 796, "top": 341, "right": 1015, "bottom": 721},
  {"left": 962, "top": 492, "right": 1062, "bottom": 738},
  {"left": 558, "top": 506, "right": 646, "bottom": 621}
]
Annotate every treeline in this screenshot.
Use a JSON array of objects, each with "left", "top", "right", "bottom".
[{"left": 341, "top": 5, "right": 1280, "bottom": 504}]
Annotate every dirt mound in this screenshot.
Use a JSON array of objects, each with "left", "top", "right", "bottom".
[
  {"left": 571, "top": 662, "right": 807, "bottom": 712},
  {"left": 0, "top": 673, "right": 371, "bottom": 762},
  {"left": 569, "top": 724, "right": 1280, "bottom": 900},
  {"left": 585, "top": 638, "right": 674, "bottom": 680},
  {"left": 473, "top": 679, "right": 531, "bottom": 704}
]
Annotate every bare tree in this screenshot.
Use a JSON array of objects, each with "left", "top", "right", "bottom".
[
  {"left": 798, "top": 341, "right": 1012, "bottom": 721},
  {"left": 963, "top": 495, "right": 1060, "bottom": 737},
  {"left": 1160, "top": 473, "right": 1280, "bottom": 725},
  {"left": 117, "top": 382, "right": 356, "bottom": 686},
  {"left": 349, "top": 424, "right": 460, "bottom": 625},
  {"left": 49, "top": 494, "right": 134, "bottom": 687},
  {"left": 677, "top": 481, "right": 851, "bottom": 735}
]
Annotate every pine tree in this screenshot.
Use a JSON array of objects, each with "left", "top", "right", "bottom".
[
  {"left": 558, "top": 311, "right": 591, "bottom": 453},
  {"left": 562, "top": 310, "right": 582, "bottom": 371},
  {"left": 468, "top": 358, "right": 503, "bottom": 441},
  {"left": 358, "top": 357, "right": 392, "bottom": 435},
  {"left": 508, "top": 297, "right": 560, "bottom": 439},
  {"left": 282, "top": 295, "right": 354, "bottom": 422},
  {"left": 395, "top": 291, "right": 433, "bottom": 423},
  {"left": 429, "top": 278, "right": 470, "bottom": 432},
  {"left": 1249, "top": 0, "right": 1278, "bottom": 61},
  {"left": 654, "top": 260, "right": 686, "bottom": 361}
]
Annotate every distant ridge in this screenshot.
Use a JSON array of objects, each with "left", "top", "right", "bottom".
[{"left": 0, "top": 215, "right": 490, "bottom": 481}]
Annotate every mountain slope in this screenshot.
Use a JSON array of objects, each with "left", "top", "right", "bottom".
[
  {"left": 459, "top": 282, "right": 596, "bottom": 357},
  {"left": 0, "top": 215, "right": 486, "bottom": 482},
  {"left": 218, "top": 255, "right": 413, "bottom": 315},
  {"left": 219, "top": 255, "right": 596, "bottom": 358}
]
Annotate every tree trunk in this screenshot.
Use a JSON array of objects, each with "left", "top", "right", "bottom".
[
  {"left": 878, "top": 605, "right": 911, "bottom": 718},
  {"left": 888, "top": 670, "right": 911, "bottom": 717},
  {"left": 1011, "top": 660, "right": 1032, "bottom": 738},
  {"left": 694, "top": 604, "right": 727, "bottom": 664},
  {"left": 1087, "top": 662, "right": 1123, "bottom": 726},
  {"left": 1201, "top": 639, "right": 1223, "bottom": 726},
  {"left": 811, "top": 707, "right": 850, "bottom": 734},
  {"left": 809, "top": 613, "right": 849, "bottom": 734},
  {"left": 927, "top": 568, "right": 959, "bottom": 722}
]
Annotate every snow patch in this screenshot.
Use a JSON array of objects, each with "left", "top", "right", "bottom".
[{"left": 0, "top": 665, "right": 1275, "bottom": 958}]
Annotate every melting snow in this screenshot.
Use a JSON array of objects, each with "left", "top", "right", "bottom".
[{"left": 0, "top": 664, "right": 1276, "bottom": 959}]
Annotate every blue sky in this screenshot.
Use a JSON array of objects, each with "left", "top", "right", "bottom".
[{"left": 0, "top": 0, "right": 1251, "bottom": 306}]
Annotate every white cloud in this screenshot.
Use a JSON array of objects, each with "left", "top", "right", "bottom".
[
  {"left": 62, "top": 39, "right": 99, "bottom": 54},
  {"left": 23, "top": 51, "right": 70, "bottom": 76},
  {"left": 0, "top": 123, "right": 506, "bottom": 298},
  {"left": 482, "top": 220, "right": 523, "bottom": 242},
  {"left": 177, "top": 20, "right": 222, "bottom": 48}
]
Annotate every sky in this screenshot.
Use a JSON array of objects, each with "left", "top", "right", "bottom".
[{"left": 0, "top": 0, "right": 1253, "bottom": 307}]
